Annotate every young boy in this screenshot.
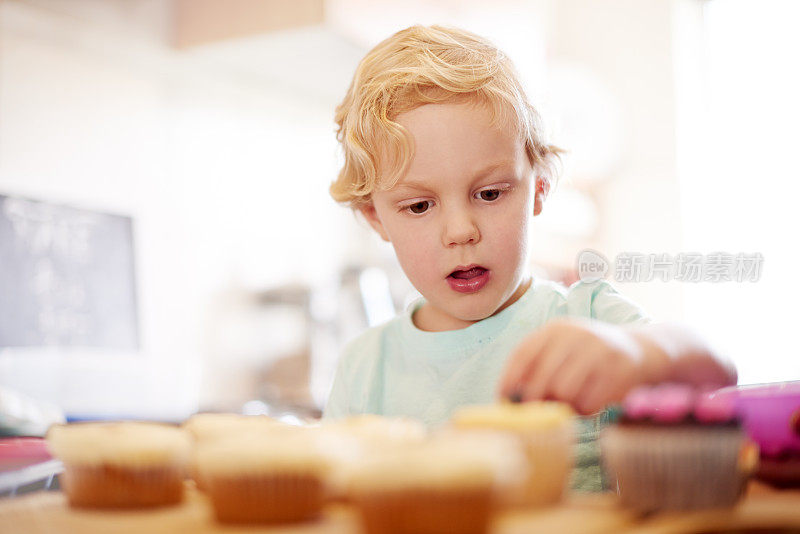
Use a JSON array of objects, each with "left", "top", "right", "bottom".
[{"left": 323, "top": 25, "right": 736, "bottom": 487}]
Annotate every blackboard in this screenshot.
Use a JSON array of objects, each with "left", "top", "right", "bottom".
[{"left": 0, "top": 194, "right": 139, "bottom": 350}]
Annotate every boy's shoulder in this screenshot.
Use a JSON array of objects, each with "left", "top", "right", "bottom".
[
  {"left": 528, "top": 276, "right": 611, "bottom": 303},
  {"left": 562, "top": 278, "right": 651, "bottom": 324},
  {"left": 534, "top": 277, "right": 631, "bottom": 301},
  {"left": 337, "top": 310, "right": 408, "bottom": 370},
  {"left": 527, "top": 277, "right": 650, "bottom": 324}
]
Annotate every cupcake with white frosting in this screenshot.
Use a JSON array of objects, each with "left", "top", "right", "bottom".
[
  {"left": 348, "top": 445, "right": 496, "bottom": 534},
  {"left": 429, "top": 428, "right": 530, "bottom": 507},
  {"left": 182, "top": 412, "right": 283, "bottom": 443},
  {"left": 319, "top": 415, "right": 427, "bottom": 501},
  {"left": 451, "top": 401, "right": 576, "bottom": 506},
  {"left": 196, "top": 426, "right": 331, "bottom": 524},
  {"left": 46, "top": 422, "right": 191, "bottom": 508},
  {"left": 182, "top": 413, "right": 285, "bottom": 490}
]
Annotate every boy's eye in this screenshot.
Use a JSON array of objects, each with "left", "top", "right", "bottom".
[
  {"left": 407, "top": 201, "right": 430, "bottom": 214},
  {"left": 478, "top": 189, "right": 501, "bottom": 201}
]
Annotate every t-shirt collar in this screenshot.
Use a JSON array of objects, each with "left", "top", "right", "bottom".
[{"left": 398, "top": 276, "right": 538, "bottom": 351}]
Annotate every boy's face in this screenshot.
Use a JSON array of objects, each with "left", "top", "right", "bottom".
[{"left": 361, "top": 101, "right": 545, "bottom": 331}]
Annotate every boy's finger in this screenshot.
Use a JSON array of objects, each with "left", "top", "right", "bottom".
[
  {"left": 519, "top": 346, "right": 573, "bottom": 402},
  {"left": 576, "top": 366, "right": 619, "bottom": 415},
  {"left": 579, "top": 353, "right": 643, "bottom": 414},
  {"left": 515, "top": 332, "right": 575, "bottom": 401},
  {"left": 548, "top": 349, "right": 598, "bottom": 404},
  {"left": 577, "top": 386, "right": 609, "bottom": 415},
  {"left": 497, "top": 330, "right": 549, "bottom": 398}
]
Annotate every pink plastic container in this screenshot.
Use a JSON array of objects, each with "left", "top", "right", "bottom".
[{"left": 717, "top": 381, "right": 800, "bottom": 457}]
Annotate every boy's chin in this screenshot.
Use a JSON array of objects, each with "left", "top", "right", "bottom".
[{"left": 441, "top": 297, "right": 499, "bottom": 322}]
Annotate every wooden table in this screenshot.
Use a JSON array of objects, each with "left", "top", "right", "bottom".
[{"left": 0, "top": 481, "right": 798, "bottom": 534}]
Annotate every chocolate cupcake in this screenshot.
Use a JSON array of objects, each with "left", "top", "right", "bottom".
[{"left": 600, "top": 384, "right": 758, "bottom": 512}]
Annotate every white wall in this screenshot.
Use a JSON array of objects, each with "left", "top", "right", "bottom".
[
  {"left": 532, "top": 0, "right": 686, "bottom": 322},
  {"left": 0, "top": 1, "right": 355, "bottom": 417},
  {"left": 675, "top": 0, "right": 800, "bottom": 384}
]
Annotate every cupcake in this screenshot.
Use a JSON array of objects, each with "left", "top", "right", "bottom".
[
  {"left": 46, "top": 422, "right": 191, "bottom": 508},
  {"left": 600, "top": 384, "right": 758, "bottom": 511},
  {"left": 182, "top": 413, "right": 283, "bottom": 444},
  {"left": 319, "top": 415, "right": 427, "bottom": 501},
  {"left": 451, "top": 401, "right": 575, "bottom": 506},
  {"left": 426, "top": 429, "right": 530, "bottom": 508},
  {"left": 182, "top": 413, "right": 285, "bottom": 490},
  {"left": 347, "top": 446, "right": 496, "bottom": 534},
  {"left": 195, "top": 426, "right": 330, "bottom": 524},
  {"left": 320, "top": 414, "right": 427, "bottom": 444}
]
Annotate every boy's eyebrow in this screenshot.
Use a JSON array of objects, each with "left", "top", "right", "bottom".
[{"left": 395, "top": 160, "right": 517, "bottom": 191}]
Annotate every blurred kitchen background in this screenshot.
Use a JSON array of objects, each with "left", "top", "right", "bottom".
[{"left": 0, "top": 0, "right": 798, "bottom": 425}]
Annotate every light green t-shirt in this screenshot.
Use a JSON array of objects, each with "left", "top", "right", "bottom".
[{"left": 323, "top": 277, "right": 651, "bottom": 491}]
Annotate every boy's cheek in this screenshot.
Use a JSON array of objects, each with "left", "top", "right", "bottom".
[
  {"left": 390, "top": 236, "right": 441, "bottom": 278},
  {"left": 485, "top": 219, "right": 529, "bottom": 253}
]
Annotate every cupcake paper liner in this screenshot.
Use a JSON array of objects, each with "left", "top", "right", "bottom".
[
  {"left": 600, "top": 426, "right": 749, "bottom": 511},
  {"left": 61, "top": 464, "right": 184, "bottom": 508},
  {"left": 204, "top": 472, "right": 324, "bottom": 524}
]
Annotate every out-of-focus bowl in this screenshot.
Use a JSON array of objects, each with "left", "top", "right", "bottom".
[{"left": 717, "top": 381, "right": 800, "bottom": 457}]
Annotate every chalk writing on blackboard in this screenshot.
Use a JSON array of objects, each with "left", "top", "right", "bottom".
[{"left": 0, "top": 194, "right": 139, "bottom": 350}]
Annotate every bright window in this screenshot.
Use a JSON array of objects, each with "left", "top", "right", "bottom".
[{"left": 678, "top": 0, "right": 800, "bottom": 384}]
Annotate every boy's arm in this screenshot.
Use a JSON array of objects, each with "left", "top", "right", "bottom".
[
  {"left": 628, "top": 321, "right": 737, "bottom": 387},
  {"left": 497, "top": 318, "right": 737, "bottom": 415}
]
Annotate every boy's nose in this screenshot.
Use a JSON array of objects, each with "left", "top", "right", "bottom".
[{"left": 443, "top": 211, "right": 481, "bottom": 247}]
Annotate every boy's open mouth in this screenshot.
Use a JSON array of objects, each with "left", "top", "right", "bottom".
[
  {"left": 446, "top": 265, "right": 491, "bottom": 293},
  {"left": 448, "top": 266, "right": 488, "bottom": 279}
]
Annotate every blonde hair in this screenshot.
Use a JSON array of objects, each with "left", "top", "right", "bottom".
[{"left": 330, "top": 24, "right": 562, "bottom": 208}]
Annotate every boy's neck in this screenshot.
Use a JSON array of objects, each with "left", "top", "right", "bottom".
[{"left": 412, "top": 276, "right": 532, "bottom": 332}]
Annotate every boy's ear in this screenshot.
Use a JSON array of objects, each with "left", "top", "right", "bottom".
[
  {"left": 358, "top": 202, "right": 391, "bottom": 242},
  {"left": 533, "top": 174, "right": 550, "bottom": 217}
]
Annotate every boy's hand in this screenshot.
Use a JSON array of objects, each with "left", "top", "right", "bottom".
[{"left": 497, "top": 318, "right": 657, "bottom": 415}]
